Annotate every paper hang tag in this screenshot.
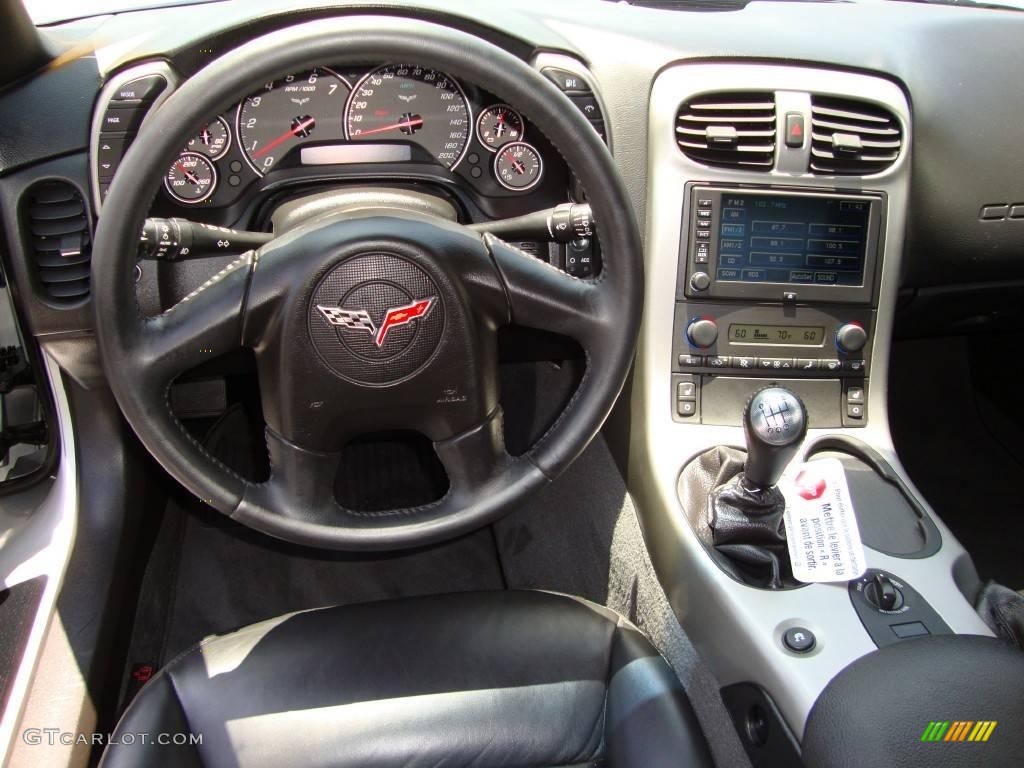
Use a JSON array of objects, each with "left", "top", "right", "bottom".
[{"left": 781, "top": 457, "right": 867, "bottom": 583}]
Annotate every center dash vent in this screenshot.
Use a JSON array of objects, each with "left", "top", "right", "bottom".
[
  {"left": 810, "top": 96, "right": 902, "bottom": 175},
  {"left": 675, "top": 92, "right": 776, "bottom": 170},
  {"left": 21, "top": 181, "right": 92, "bottom": 304}
]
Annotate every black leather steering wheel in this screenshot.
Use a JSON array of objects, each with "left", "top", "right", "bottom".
[{"left": 92, "top": 16, "right": 643, "bottom": 550}]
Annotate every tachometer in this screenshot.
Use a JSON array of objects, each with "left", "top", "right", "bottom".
[
  {"left": 236, "top": 68, "right": 350, "bottom": 175},
  {"left": 345, "top": 65, "right": 471, "bottom": 169}
]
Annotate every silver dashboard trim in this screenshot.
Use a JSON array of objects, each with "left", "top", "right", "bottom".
[
  {"left": 530, "top": 52, "right": 613, "bottom": 154},
  {"left": 0, "top": 354, "right": 78, "bottom": 765},
  {"left": 89, "top": 61, "right": 180, "bottom": 214},
  {"left": 631, "top": 62, "right": 990, "bottom": 740}
]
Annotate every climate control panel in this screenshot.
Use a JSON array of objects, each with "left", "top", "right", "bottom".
[{"left": 671, "top": 302, "right": 874, "bottom": 427}]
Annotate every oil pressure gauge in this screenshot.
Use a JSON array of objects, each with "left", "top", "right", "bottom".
[
  {"left": 186, "top": 117, "right": 231, "bottom": 160},
  {"left": 493, "top": 141, "right": 543, "bottom": 191},
  {"left": 476, "top": 104, "right": 524, "bottom": 150}
]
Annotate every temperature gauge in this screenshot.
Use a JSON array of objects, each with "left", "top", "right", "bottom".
[
  {"left": 164, "top": 152, "right": 217, "bottom": 204},
  {"left": 494, "top": 141, "right": 543, "bottom": 191},
  {"left": 186, "top": 117, "right": 231, "bottom": 160},
  {"left": 476, "top": 104, "right": 524, "bottom": 151}
]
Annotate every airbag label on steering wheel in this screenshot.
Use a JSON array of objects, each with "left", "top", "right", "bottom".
[{"left": 781, "top": 458, "right": 867, "bottom": 583}]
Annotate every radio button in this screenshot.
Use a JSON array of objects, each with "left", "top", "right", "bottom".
[
  {"left": 695, "top": 230, "right": 711, "bottom": 240},
  {"left": 697, "top": 209, "right": 712, "bottom": 219},
  {"left": 697, "top": 199, "right": 712, "bottom": 209},
  {"left": 695, "top": 250, "right": 709, "bottom": 264},
  {"left": 689, "top": 272, "right": 711, "bottom": 292}
]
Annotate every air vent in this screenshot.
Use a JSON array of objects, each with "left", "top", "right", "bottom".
[
  {"left": 675, "top": 92, "right": 776, "bottom": 170},
  {"left": 810, "top": 97, "right": 902, "bottom": 175},
  {"left": 22, "top": 181, "right": 91, "bottom": 303}
]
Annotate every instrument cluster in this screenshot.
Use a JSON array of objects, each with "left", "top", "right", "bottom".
[{"left": 161, "top": 63, "right": 555, "bottom": 209}]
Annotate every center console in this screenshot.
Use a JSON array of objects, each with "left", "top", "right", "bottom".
[
  {"left": 631, "top": 61, "right": 995, "bottom": 763},
  {"left": 673, "top": 185, "right": 883, "bottom": 429}
]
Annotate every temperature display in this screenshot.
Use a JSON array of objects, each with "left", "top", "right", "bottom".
[{"left": 728, "top": 324, "right": 825, "bottom": 346}]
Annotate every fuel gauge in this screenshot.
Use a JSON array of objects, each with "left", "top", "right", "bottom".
[
  {"left": 186, "top": 117, "right": 231, "bottom": 160},
  {"left": 476, "top": 104, "right": 524, "bottom": 151},
  {"left": 494, "top": 141, "right": 543, "bottom": 191}
]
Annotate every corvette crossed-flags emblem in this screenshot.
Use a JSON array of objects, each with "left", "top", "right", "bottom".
[{"left": 316, "top": 297, "right": 435, "bottom": 348}]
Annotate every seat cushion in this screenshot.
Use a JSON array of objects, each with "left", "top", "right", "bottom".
[{"left": 100, "top": 590, "right": 712, "bottom": 768}]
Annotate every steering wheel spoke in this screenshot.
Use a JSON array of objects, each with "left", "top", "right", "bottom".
[
  {"left": 434, "top": 408, "right": 510, "bottom": 504},
  {"left": 135, "top": 253, "right": 254, "bottom": 389},
  {"left": 485, "top": 234, "right": 607, "bottom": 348}
]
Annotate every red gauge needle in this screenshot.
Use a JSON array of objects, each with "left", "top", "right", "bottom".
[
  {"left": 174, "top": 162, "right": 200, "bottom": 185},
  {"left": 354, "top": 117, "right": 424, "bottom": 137},
  {"left": 252, "top": 117, "right": 316, "bottom": 159},
  {"left": 511, "top": 160, "right": 526, "bottom": 175}
]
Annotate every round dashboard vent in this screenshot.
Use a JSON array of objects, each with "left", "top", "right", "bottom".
[
  {"left": 20, "top": 181, "right": 92, "bottom": 304},
  {"left": 675, "top": 92, "right": 776, "bottom": 170}
]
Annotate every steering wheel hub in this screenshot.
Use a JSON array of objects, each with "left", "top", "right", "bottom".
[{"left": 309, "top": 253, "right": 445, "bottom": 384}]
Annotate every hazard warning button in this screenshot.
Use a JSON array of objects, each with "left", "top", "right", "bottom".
[{"left": 785, "top": 112, "right": 805, "bottom": 148}]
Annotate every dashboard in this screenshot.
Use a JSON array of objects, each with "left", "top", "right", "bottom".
[{"left": 93, "top": 58, "right": 603, "bottom": 251}]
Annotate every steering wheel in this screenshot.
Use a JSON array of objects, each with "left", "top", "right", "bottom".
[{"left": 92, "top": 16, "right": 643, "bottom": 550}]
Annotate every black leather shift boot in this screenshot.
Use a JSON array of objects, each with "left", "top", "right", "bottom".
[{"left": 677, "top": 446, "right": 801, "bottom": 589}]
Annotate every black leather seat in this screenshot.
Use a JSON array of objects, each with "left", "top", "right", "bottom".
[{"left": 101, "top": 590, "right": 713, "bottom": 767}]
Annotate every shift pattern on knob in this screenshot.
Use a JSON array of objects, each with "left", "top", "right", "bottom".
[
  {"left": 747, "top": 388, "right": 806, "bottom": 447},
  {"left": 743, "top": 386, "right": 808, "bottom": 490}
]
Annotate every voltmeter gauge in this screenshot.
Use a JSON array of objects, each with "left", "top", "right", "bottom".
[
  {"left": 164, "top": 152, "right": 217, "bottom": 204},
  {"left": 186, "top": 117, "right": 231, "bottom": 160},
  {"left": 493, "top": 141, "right": 543, "bottom": 191},
  {"left": 476, "top": 104, "right": 524, "bottom": 151}
]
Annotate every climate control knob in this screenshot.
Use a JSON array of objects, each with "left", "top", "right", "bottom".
[
  {"left": 836, "top": 322, "right": 868, "bottom": 354},
  {"left": 686, "top": 317, "right": 718, "bottom": 349}
]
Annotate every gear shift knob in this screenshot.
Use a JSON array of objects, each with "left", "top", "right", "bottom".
[{"left": 743, "top": 386, "right": 808, "bottom": 490}]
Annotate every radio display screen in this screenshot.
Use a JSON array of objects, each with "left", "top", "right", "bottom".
[
  {"left": 727, "top": 324, "right": 825, "bottom": 346},
  {"left": 715, "top": 194, "right": 871, "bottom": 286}
]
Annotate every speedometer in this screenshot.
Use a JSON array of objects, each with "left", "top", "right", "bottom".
[
  {"left": 345, "top": 65, "right": 471, "bottom": 169},
  {"left": 237, "top": 67, "right": 350, "bottom": 175}
]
